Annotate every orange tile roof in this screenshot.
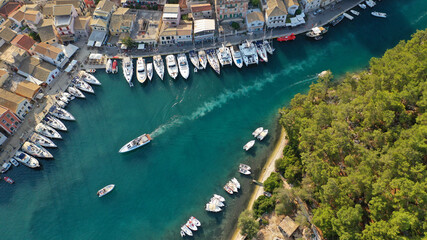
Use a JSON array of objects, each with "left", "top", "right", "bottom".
[
  {"left": 191, "top": 4, "right": 212, "bottom": 13},
  {"left": 9, "top": 8, "right": 25, "bottom": 22},
  {"left": 0, "top": 89, "right": 26, "bottom": 112},
  {"left": 32, "top": 42, "right": 62, "bottom": 59},
  {"left": 0, "top": 105, "right": 8, "bottom": 115},
  {"left": 15, "top": 81, "right": 40, "bottom": 99},
  {"left": 11, "top": 34, "right": 36, "bottom": 51}
]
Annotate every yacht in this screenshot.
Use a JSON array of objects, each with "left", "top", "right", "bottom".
[
  {"left": 216, "top": 44, "right": 232, "bottom": 66},
  {"left": 213, "top": 194, "right": 225, "bottom": 202},
  {"left": 97, "top": 184, "right": 115, "bottom": 197},
  {"left": 22, "top": 141, "right": 53, "bottom": 158},
  {"left": 306, "top": 26, "right": 329, "bottom": 38},
  {"left": 257, "top": 129, "right": 268, "bottom": 141},
  {"left": 122, "top": 57, "right": 134, "bottom": 87},
  {"left": 252, "top": 127, "right": 263, "bottom": 137},
  {"left": 112, "top": 60, "right": 118, "bottom": 73},
  {"left": 359, "top": 3, "right": 367, "bottom": 9},
  {"left": 80, "top": 71, "right": 101, "bottom": 85},
  {"left": 177, "top": 53, "right": 190, "bottom": 79},
  {"left": 30, "top": 132, "right": 57, "bottom": 148},
  {"left": 105, "top": 59, "right": 112, "bottom": 73},
  {"left": 330, "top": 14, "right": 345, "bottom": 26},
  {"left": 243, "top": 140, "right": 255, "bottom": 151},
  {"left": 67, "top": 86, "right": 85, "bottom": 98},
  {"left": 14, "top": 151, "right": 40, "bottom": 168},
  {"left": 230, "top": 46, "right": 243, "bottom": 68},
  {"left": 365, "top": 0, "right": 376, "bottom": 8},
  {"left": 147, "top": 62, "right": 153, "bottom": 81},
  {"left": 371, "top": 11, "right": 387, "bottom": 18},
  {"left": 153, "top": 55, "right": 164, "bottom": 80},
  {"left": 166, "top": 55, "right": 179, "bottom": 79},
  {"left": 189, "top": 51, "right": 200, "bottom": 69},
  {"left": 207, "top": 50, "right": 220, "bottom": 75},
  {"left": 72, "top": 77, "right": 94, "bottom": 94},
  {"left": 350, "top": 9, "right": 360, "bottom": 16},
  {"left": 10, "top": 158, "right": 19, "bottom": 167},
  {"left": 198, "top": 50, "right": 208, "bottom": 69},
  {"left": 181, "top": 225, "right": 193, "bottom": 236},
  {"left": 239, "top": 41, "right": 258, "bottom": 66},
  {"left": 55, "top": 100, "right": 66, "bottom": 109},
  {"left": 136, "top": 57, "right": 147, "bottom": 83},
  {"left": 44, "top": 115, "right": 67, "bottom": 131},
  {"left": 50, "top": 106, "right": 75, "bottom": 121},
  {"left": 35, "top": 123, "right": 62, "bottom": 139},
  {"left": 190, "top": 217, "right": 201, "bottom": 227},
  {"left": 263, "top": 40, "right": 275, "bottom": 55},
  {"left": 231, "top": 178, "right": 240, "bottom": 189},
  {"left": 256, "top": 42, "right": 268, "bottom": 62},
  {"left": 119, "top": 134, "right": 151, "bottom": 153},
  {"left": 62, "top": 92, "right": 74, "bottom": 101},
  {"left": 1, "top": 162, "right": 11, "bottom": 173}
]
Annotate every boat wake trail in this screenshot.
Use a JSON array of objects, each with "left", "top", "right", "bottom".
[{"left": 150, "top": 116, "right": 183, "bottom": 138}]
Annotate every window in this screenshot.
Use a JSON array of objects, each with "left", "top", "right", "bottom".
[
  {"left": 10, "top": 118, "right": 14, "bottom": 122},
  {"left": 1, "top": 120, "right": 6, "bottom": 124},
  {"left": 6, "top": 114, "right": 10, "bottom": 118},
  {"left": 6, "top": 123, "right": 10, "bottom": 127}
]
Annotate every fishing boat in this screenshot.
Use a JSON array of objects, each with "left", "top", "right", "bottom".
[
  {"left": 224, "top": 184, "right": 233, "bottom": 194},
  {"left": 97, "top": 184, "right": 115, "bottom": 197},
  {"left": 112, "top": 60, "right": 118, "bottom": 73},
  {"left": 44, "top": 115, "right": 67, "bottom": 131},
  {"left": 35, "top": 123, "right": 62, "bottom": 139},
  {"left": 257, "top": 129, "right": 268, "bottom": 141},
  {"left": 230, "top": 46, "right": 243, "bottom": 68},
  {"left": 216, "top": 44, "right": 233, "bottom": 66},
  {"left": 136, "top": 57, "right": 147, "bottom": 83},
  {"left": 119, "top": 134, "right": 151, "bottom": 153},
  {"left": 214, "top": 194, "right": 225, "bottom": 202},
  {"left": 343, "top": 12, "right": 354, "bottom": 20},
  {"left": 243, "top": 140, "right": 255, "bottom": 151},
  {"left": 190, "top": 217, "right": 201, "bottom": 227},
  {"left": 350, "top": 9, "right": 360, "bottom": 16},
  {"left": 10, "top": 158, "right": 19, "bottom": 167},
  {"left": 189, "top": 51, "right": 200, "bottom": 69},
  {"left": 122, "top": 57, "right": 134, "bottom": 87},
  {"left": 1, "top": 162, "right": 11, "bottom": 173},
  {"left": 147, "top": 62, "right": 153, "bottom": 81},
  {"left": 365, "top": 0, "right": 376, "bottom": 8},
  {"left": 153, "top": 55, "right": 164, "bottom": 80},
  {"left": 239, "top": 40, "right": 258, "bottom": 66},
  {"left": 306, "top": 26, "right": 329, "bottom": 38},
  {"left": 198, "top": 50, "right": 208, "bottom": 69},
  {"left": 50, "top": 106, "right": 75, "bottom": 121},
  {"left": 105, "top": 58, "right": 112, "bottom": 73},
  {"left": 166, "top": 55, "right": 179, "bottom": 79},
  {"left": 227, "top": 181, "right": 238, "bottom": 192},
  {"left": 67, "top": 86, "right": 85, "bottom": 98},
  {"left": 72, "top": 77, "right": 94, "bottom": 94},
  {"left": 186, "top": 220, "right": 197, "bottom": 231},
  {"left": 277, "top": 33, "right": 296, "bottom": 42},
  {"left": 30, "top": 132, "right": 57, "bottom": 148},
  {"left": 4, "top": 176, "right": 14, "bottom": 184},
  {"left": 207, "top": 50, "right": 220, "bottom": 74},
  {"left": 256, "top": 42, "right": 268, "bottom": 62},
  {"left": 177, "top": 53, "right": 190, "bottom": 79},
  {"left": 252, "top": 127, "right": 263, "bottom": 137},
  {"left": 22, "top": 141, "right": 53, "bottom": 158},
  {"left": 80, "top": 71, "right": 101, "bottom": 85},
  {"left": 359, "top": 3, "right": 367, "bottom": 9},
  {"left": 14, "top": 151, "right": 40, "bottom": 168},
  {"left": 263, "top": 40, "right": 275, "bottom": 54},
  {"left": 371, "top": 11, "right": 387, "bottom": 18},
  {"left": 330, "top": 14, "right": 344, "bottom": 26},
  {"left": 181, "top": 225, "right": 193, "bottom": 236}
]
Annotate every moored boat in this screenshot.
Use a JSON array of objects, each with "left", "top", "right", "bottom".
[
  {"left": 243, "top": 140, "right": 255, "bottom": 151},
  {"left": 97, "top": 184, "right": 115, "bottom": 197},
  {"left": 198, "top": 50, "right": 208, "bottom": 69},
  {"left": 371, "top": 11, "right": 387, "bottom": 18},
  {"left": 306, "top": 26, "right": 329, "bottom": 38},
  {"left": 277, "top": 33, "right": 296, "bottom": 42},
  {"left": 330, "top": 14, "right": 344, "bottom": 26},
  {"left": 217, "top": 44, "right": 233, "bottom": 66},
  {"left": 166, "top": 55, "right": 179, "bottom": 79},
  {"left": 239, "top": 163, "right": 251, "bottom": 175},
  {"left": 252, "top": 127, "right": 263, "bottom": 137},
  {"left": 4, "top": 176, "right": 14, "bottom": 184},
  {"left": 10, "top": 158, "right": 19, "bottom": 167},
  {"left": 14, "top": 151, "right": 40, "bottom": 168},
  {"left": 67, "top": 86, "right": 85, "bottom": 98},
  {"left": 50, "top": 106, "right": 75, "bottom": 121},
  {"left": 257, "top": 129, "right": 268, "bottom": 141},
  {"left": 72, "top": 77, "right": 94, "bottom": 93},
  {"left": 224, "top": 184, "right": 233, "bottom": 194},
  {"left": 230, "top": 45, "right": 243, "bottom": 68},
  {"left": 119, "top": 134, "right": 151, "bottom": 153},
  {"left": 256, "top": 42, "right": 268, "bottom": 62},
  {"left": 35, "top": 123, "right": 62, "bottom": 139},
  {"left": 207, "top": 50, "right": 220, "bottom": 75},
  {"left": 30, "top": 132, "right": 57, "bottom": 148},
  {"left": 231, "top": 178, "right": 240, "bottom": 189},
  {"left": 136, "top": 57, "right": 147, "bottom": 84},
  {"left": 213, "top": 194, "right": 225, "bottom": 202},
  {"left": 227, "top": 181, "right": 238, "bottom": 192},
  {"left": 186, "top": 220, "right": 197, "bottom": 231},
  {"left": 239, "top": 40, "right": 258, "bottom": 66},
  {"left": 22, "top": 141, "right": 53, "bottom": 158},
  {"left": 44, "top": 115, "right": 67, "bottom": 131},
  {"left": 205, "top": 202, "right": 222, "bottom": 212},
  {"left": 80, "top": 71, "right": 101, "bottom": 85},
  {"left": 181, "top": 225, "right": 193, "bottom": 236},
  {"left": 343, "top": 12, "right": 354, "bottom": 20},
  {"left": 112, "top": 60, "right": 118, "bottom": 73},
  {"left": 1, "top": 162, "right": 11, "bottom": 173},
  {"left": 263, "top": 40, "right": 275, "bottom": 54},
  {"left": 147, "top": 62, "right": 153, "bottom": 81},
  {"left": 365, "top": 0, "right": 376, "bottom": 8},
  {"left": 190, "top": 216, "right": 201, "bottom": 227},
  {"left": 153, "top": 55, "right": 164, "bottom": 80},
  {"left": 122, "top": 57, "right": 134, "bottom": 87},
  {"left": 359, "top": 3, "right": 367, "bottom": 9},
  {"left": 350, "top": 9, "right": 360, "bottom": 16},
  {"left": 189, "top": 51, "right": 200, "bottom": 69},
  {"left": 209, "top": 197, "right": 224, "bottom": 207},
  {"left": 105, "top": 58, "right": 112, "bottom": 73},
  {"left": 177, "top": 53, "right": 190, "bottom": 79}
]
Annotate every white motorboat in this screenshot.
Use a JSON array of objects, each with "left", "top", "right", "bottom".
[
  {"left": 147, "top": 62, "right": 153, "bottom": 81},
  {"left": 239, "top": 167, "right": 251, "bottom": 175},
  {"left": 56, "top": 94, "right": 69, "bottom": 104},
  {"left": 10, "top": 158, "right": 19, "bottom": 167},
  {"left": 224, "top": 184, "right": 234, "bottom": 195},
  {"left": 136, "top": 57, "right": 147, "bottom": 83},
  {"left": 35, "top": 123, "right": 62, "bottom": 139},
  {"left": 207, "top": 50, "right": 220, "bottom": 75},
  {"left": 243, "top": 140, "right": 255, "bottom": 151},
  {"left": 256, "top": 43, "right": 268, "bottom": 62},
  {"left": 97, "top": 184, "right": 115, "bottom": 197},
  {"left": 45, "top": 115, "right": 67, "bottom": 131},
  {"left": 371, "top": 11, "right": 387, "bottom": 18},
  {"left": 30, "top": 132, "right": 57, "bottom": 148},
  {"left": 105, "top": 58, "right": 112, "bottom": 73},
  {"left": 365, "top": 0, "right": 376, "bottom": 8},
  {"left": 252, "top": 127, "right": 263, "bottom": 137},
  {"left": 227, "top": 181, "right": 238, "bottom": 192},
  {"left": 80, "top": 71, "right": 101, "bottom": 85},
  {"left": 119, "top": 134, "right": 151, "bottom": 153},
  {"left": 190, "top": 216, "right": 201, "bottom": 227},
  {"left": 231, "top": 178, "right": 240, "bottom": 189},
  {"left": 230, "top": 46, "right": 243, "bottom": 68},
  {"left": 122, "top": 57, "right": 134, "bottom": 87},
  {"left": 198, "top": 50, "right": 208, "bottom": 69},
  {"left": 306, "top": 26, "right": 329, "bottom": 38},
  {"left": 217, "top": 44, "right": 233, "bottom": 66},
  {"left": 239, "top": 41, "right": 258, "bottom": 66},
  {"left": 177, "top": 53, "right": 190, "bottom": 79},
  {"left": 263, "top": 40, "right": 275, "bottom": 55},
  {"left": 22, "top": 141, "right": 53, "bottom": 158},
  {"left": 55, "top": 100, "right": 66, "bottom": 108},
  {"left": 50, "top": 106, "right": 75, "bottom": 121},
  {"left": 72, "top": 77, "right": 94, "bottom": 94},
  {"left": 186, "top": 220, "right": 197, "bottom": 231},
  {"left": 205, "top": 202, "right": 222, "bottom": 212},
  {"left": 153, "top": 55, "right": 164, "bottom": 80},
  {"left": 180, "top": 230, "right": 186, "bottom": 237},
  {"left": 210, "top": 197, "right": 224, "bottom": 207},
  {"left": 67, "top": 86, "right": 85, "bottom": 98},
  {"left": 181, "top": 225, "right": 193, "bottom": 236},
  {"left": 239, "top": 163, "right": 251, "bottom": 171},
  {"left": 189, "top": 51, "right": 200, "bottom": 69},
  {"left": 359, "top": 3, "right": 367, "bottom": 9},
  {"left": 343, "top": 12, "right": 354, "bottom": 20},
  {"left": 1, "top": 162, "right": 11, "bottom": 173},
  {"left": 257, "top": 129, "right": 268, "bottom": 141},
  {"left": 213, "top": 194, "right": 225, "bottom": 202},
  {"left": 166, "top": 55, "right": 179, "bottom": 79},
  {"left": 350, "top": 9, "right": 360, "bottom": 16},
  {"left": 14, "top": 151, "right": 40, "bottom": 168}
]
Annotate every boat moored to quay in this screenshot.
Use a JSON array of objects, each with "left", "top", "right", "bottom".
[
  {"left": 153, "top": 55, "right": 164, "bottom": 80},
  {"left": 14, "top": 151, "right": 40, "bottom": 168}
]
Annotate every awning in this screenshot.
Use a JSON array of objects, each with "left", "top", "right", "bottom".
[
  {"left": 64, "top": 60, "right": 78, "bottom": 72},
  {"left": 138, "top": 44, "right": 145, "bottom": 49},
  {"left": 87, "top": 40, "right": 95, "bottom": 46},
  {"left": 89, "top": 53, "right": 103, "bottom": 60},
  {"left": 94, "top": 41, "right": 102, "bottom": 47},
  {"left": 36, "top": 93, "right": 44, "bottom": 99},
  {"left": 88, "top": 30, "right": 107, "bottom": 47},
  {"left": 163, "top": 13, "right": 178, "bottom": 19}
]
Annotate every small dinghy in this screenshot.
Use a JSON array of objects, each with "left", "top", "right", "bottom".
[{"left": 243, "top": 140, "right": 255, "bottom": 151}]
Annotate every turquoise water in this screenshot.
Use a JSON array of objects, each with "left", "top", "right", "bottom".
[{"left": 1, "top": 1, "right": 426, "bottom": 239}]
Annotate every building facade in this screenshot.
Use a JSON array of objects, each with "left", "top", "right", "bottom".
[
  {"left": 162, "top": 4, "right": 180, "bottom": 27},
  {"left": 215, "top": 0, "right": 248, "bottom": 21},
  {"left": 246, "top": 9, "right": 264, "bottom": 32},
  {"left": 265, "top": 0, "right": 287, "bottom": 28},
  {"left": 300, "top": 0, "right": 321, "bottom": 12},
  {"left": 30, "top": 42, "right": 67, "bottom": 68},
  {"left": 0, "top": 89, "right": 32, "bottom": 120},
  {"left": 53, "top": 4, "right": 78, "bottom": 43},
  {"left": 191, "top": 3, "right": 213, "bottom": 20},
  {"left": 0, "top": 105, "right": 20, "bottom": 135}
]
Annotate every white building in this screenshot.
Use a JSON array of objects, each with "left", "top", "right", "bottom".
[
  {"left": 0, "top": 89, "right": 32, "bottom": 120},
  {"left": 17, "top": 57, "right": 60, "bottom": 85},
  {"left": 193, "top": 19, "right": 215, "bottom": 42},
  {"left": 30, "top": 42, "right": 68, "bottom": 68},
  {"left": 162, "top": 4, "right": 180, "bottom": 27},
  {"left": 300, "top": 0, "right": 321, "bottom": 12},
  {"left": 246, "top": 9, "right": 264, "bottom": 32},
  {"left": 265, "top": 0, "right": 288, "bottom": 28}
]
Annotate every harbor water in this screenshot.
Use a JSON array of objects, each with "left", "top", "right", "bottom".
[{"left": 1, "top": 0, "right": 426, "bottom": 239}]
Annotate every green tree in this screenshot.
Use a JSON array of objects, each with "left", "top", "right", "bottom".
[
  {"left": 28, "top": 32, "right": 41, "bottom": 42},
  {"left": 121, "top": 37, "right": 136, "bottom": 48},
  {"left": 253, "top": 195, "right": 275, "bottom": 218},
  {"left": 263, "top": 172, "right": 282, "bottom": 193},
  {"left": 231, "top": 22, "right": 240, "bottom": 30},
  {"left": 238, "top": 210, "right": 259, "bottom": 239},
  {"left": 275, "top": 188, "right": 296, "bottom": 216},
  {"left": 250, "top": 0, "right": 260, "bottom": 6}
]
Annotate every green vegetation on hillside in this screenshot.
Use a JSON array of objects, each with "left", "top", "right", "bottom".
[{"left": 276, "top": 29, "right": 427, "bottom": 239}]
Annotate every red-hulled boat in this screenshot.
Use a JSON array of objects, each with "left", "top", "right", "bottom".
[
  {"left": 277, "top": 33, "right": 296, "bottom": 42},
  {"left": 4, "top": 177, "right": 14, "bottom": 184},
  {"left": 112, "top": 60, "right": 118, "bottom": 73}
]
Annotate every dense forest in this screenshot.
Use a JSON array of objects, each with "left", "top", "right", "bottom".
[{"left": 239, "top": 29, "right": 426, "bottom": 239}]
